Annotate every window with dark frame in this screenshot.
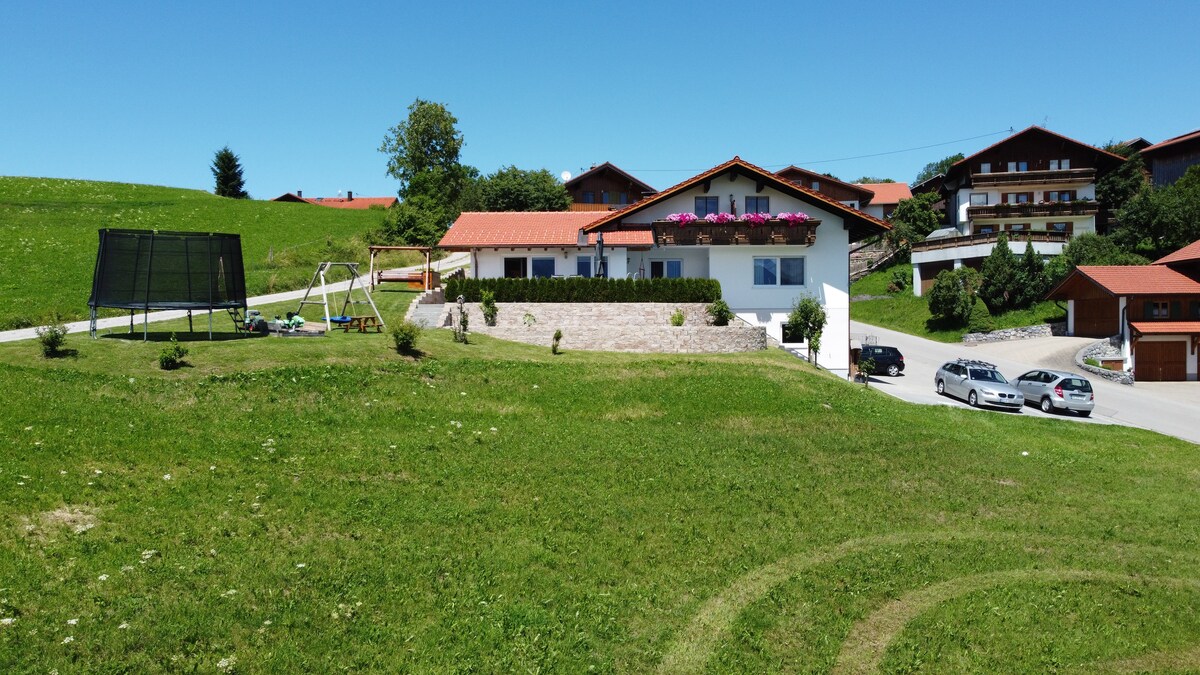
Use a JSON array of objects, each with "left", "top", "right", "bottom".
[
  {"left": 1046, "top": 190, "right": 1076, "bottom": 202},
  {"left": 1149, "top": 301, "right": 1170, "bottom": 320},
  {"left": 1007, "top": 161, "right": 1029, "bottom": 172},
  {"left": 1048, "top": 222, "right": 1074, "bottom": 235},
  {"left": 1003, "top": 192, "right": 1033, "bottom": 204},
  {"left": 576, "top": 255, "right": 592, "bottom": 278},
  {"left": 503, "top": 257, "right": 528, "bottom": 278},
  {"left": 694, "top": 196, "right": 719, "bottom": 216},
  {"left": 1049, "top": 159, "right": 1071, "bottom": 170},
  {"left": 582, "top": 191, "right": 595, "bottom": 204},
  {"left": 531, "top": 257, "right": 555, "bottom": 278},
  {"left": 745, "top": 196, "right": 770, "bottom": 213},
  {"left": 979, "top": 162, "right": 991, "bottom": 173},
  {"left": 650, "top": 259, "right": 682, "bottom": 279},
  {"left": 753, "top": 257, "right": 804, "bottom": 286}
]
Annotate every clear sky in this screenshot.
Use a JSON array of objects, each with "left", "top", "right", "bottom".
[{"left": 3, "top": 1, "right": 1198, "bottom": 199}]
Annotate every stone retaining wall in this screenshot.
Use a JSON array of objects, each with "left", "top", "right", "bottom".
[
  {"left": 450, "top": 302, "right": 767, "bottom": 353},
  {"left": 962, "top": 322, "right": 1066, "bottom": 344},
  {"left": 1076, "top": 337, "right": 1134, "bottom": 385}
]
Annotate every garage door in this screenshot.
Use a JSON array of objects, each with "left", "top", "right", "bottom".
[
  {"left": 1073, "top": 298, "right": 1118, "bottom": 337},
  {"left": 1136, "top": 341, "right": 1187, "bottom": 381}
]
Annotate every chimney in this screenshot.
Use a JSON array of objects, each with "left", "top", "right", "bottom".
[
  {"left": 347, "top": 191, "right": 353, "bottom": 200},
  {"left": 297, "top": 190, "right": 303, "bottom": 198}
]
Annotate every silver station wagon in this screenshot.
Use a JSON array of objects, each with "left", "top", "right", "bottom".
[
  {"left": 1012, "top": 370, "right": 1095, "bottom": 416},
  {"left": 934, "top": 359, "right": 1024, "bottom": 410}
]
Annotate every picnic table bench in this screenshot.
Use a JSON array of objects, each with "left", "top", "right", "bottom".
[{"left": 342, "top": 315, "right": 383, "bottom": 333}]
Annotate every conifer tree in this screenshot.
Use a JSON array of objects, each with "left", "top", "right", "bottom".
[{"left": 211, "top": 146, "right": 248, "bottom": 199}]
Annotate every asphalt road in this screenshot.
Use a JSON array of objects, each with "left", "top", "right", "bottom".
[{"left": 851, "top": 320, "right": 1200, "bottom": 446}]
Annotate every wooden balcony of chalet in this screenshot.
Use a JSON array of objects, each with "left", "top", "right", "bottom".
[
  {"left": 911, "top": 230, "right": 1070, "bottom": 253},
  {"left": 652, "top": 220, "right": 820, "bottom": 246},
  {"left": 969, "top": 168, "right": 1096, "bottom": 187},
  {"left": 967, "top": 200, "right": 1100, "bottom": 219}
]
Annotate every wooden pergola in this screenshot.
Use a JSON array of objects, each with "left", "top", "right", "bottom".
[{"left": 366, "top": 245, "right": 435, "bottom": 291}]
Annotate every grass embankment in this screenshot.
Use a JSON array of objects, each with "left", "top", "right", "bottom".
[
  {"left": 1, "top": 295, "right": 1198, "bottom": 671},
  {"left": 0, "top": 178, "right": 421, "bottom": 330},
  {"left": 851, "top": 263, "right": 1067, "bottom": 343}
]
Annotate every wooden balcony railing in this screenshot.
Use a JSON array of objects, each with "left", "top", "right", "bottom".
[
  {"left": 969, "top": 168, "right": 1096, "bottom": 187},
  {"left": 912, "top": 230, "right": 1070, "bottom": 253},
  {"left": 652, "top": 220, "right": 820, "bottom": 246},
  {"left": 967, "top": 201, "right": 1100, "bottom": 219}
]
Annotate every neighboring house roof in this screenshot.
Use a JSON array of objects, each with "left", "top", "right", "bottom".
[
  {"left": 1140, "top": 129, "right": 1200, "bottom": 157},
  {"left": 582, "top": 156, "right": 891, "bottom": 242},
  {"left": 1154, "top": 238, "right": 1200, "bottom": 266},
  {"left": 1130, "top": 321, "right": 1200, "bottom": 335},
  {"left": 564, "top": 162, "right": 656, "bottom": 196},
  {"left": 943, "top": 126, "right": 1127, "bottom": 188},
  {"left": 271, "top": 193, "right": 398, "bottom": 209},
  {"left": 439, "top": 211, "right": 653, "bottom": 249},
  {"left": 1051, "top": 265, "right": 1200, "bottom": 297},
  {"left": 854, "top": 182, "right": 912, "bottom": 205},
  {"left": 1119, "top": 137, "right": 1154, "bottom": 152},
  {"left": 776, "top": 166, "right": 875, "bottom": 203},
  {"left": 910, "top": 173, "right": 945, "bottom": 195}
]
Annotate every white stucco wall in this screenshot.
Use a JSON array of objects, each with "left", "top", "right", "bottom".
[
  {"left": 472, "top": 247, "right": 629, "bottom": 279},
  {"left": 953, "top": 184, "right": 1098, "bottom": 231}
]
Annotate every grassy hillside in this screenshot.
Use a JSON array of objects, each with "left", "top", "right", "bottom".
[
  {"left": 852, "top": 263, "right": 1066, "bottom": 343},
  {"left": 0, "top": 177, "right": 403, "bottom": 330},
  {"left": 0, "top": 298, "right": 1197, "bottom": 671}
]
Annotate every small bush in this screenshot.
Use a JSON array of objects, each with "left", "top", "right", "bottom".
[
  {"left": 480, "top": 290, "right": 498, "bottom": 326},
  {"left": 670, "top": 309, "right": 685, "bottom": 326},
  {"left": 552, "top": 329, "right": 563, "bottom": 355},
  {"left": 888, "top": 269, "right": 909, "bottom": 293},
  {"left": 857, "top": 357, "right": 877, "bottom": 387},
  {"left": 706, "top": 299, "right": 733, "bottom": 326},
  {"left": 35, "top": 321, "right": 68, "bottom": 357},
  {"left": 966, "top": 303, "right": 995, "bottom": 334},
  {"left": 391, "top": 320, "right": 421, "bottom": 355},
  {"left": 158, "top": 333, "right": 189, "bottom": 370}
]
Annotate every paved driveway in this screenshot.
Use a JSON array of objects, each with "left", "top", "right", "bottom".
[{"left": 851, "top": 321, "right": 1200, "bottom": 446}]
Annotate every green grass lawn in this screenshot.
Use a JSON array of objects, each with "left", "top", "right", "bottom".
[
  {"left": 0, "top": 177, "right": 421, "bottom": 330},
  {"left": 2, "top": 293, "right": 1198, "bottom": 672},
  {"left": 852, "top": 263, "right": 1067, "bottom": 343}
]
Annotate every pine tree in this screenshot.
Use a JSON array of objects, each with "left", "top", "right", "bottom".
[
  {"left": 211, "top": 146, "right": 248, "bottom": 199},
  {"left": 979, "top": 234, "right": 1019, "bottom": 313},
  {"left": 1013, "top": 242, "right": 1049, "bottom": 309}
]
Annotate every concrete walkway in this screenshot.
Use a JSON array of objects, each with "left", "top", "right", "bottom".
[
  {"left": 852, "top": 320, "right": 1200, "bottom": 445},
  {"left": 0, "top": 252, "right": 470, "bottom": 343}
]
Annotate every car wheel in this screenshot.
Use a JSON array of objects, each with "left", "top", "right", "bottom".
[
  {"left": 936, "top": 380, "right": 945, "bottom": 395},
  {"left": 1078, "top": 411, "right": 1091, "bottom": 418},
  {"left": 887, "top": 364, "right": 900, "bottom": 377},
  {"left": 968, "top": 390, "right": 978, "bottom": 407},
  {"left": 1040, "top": 397, "right": 1054, "bottom": 414}
]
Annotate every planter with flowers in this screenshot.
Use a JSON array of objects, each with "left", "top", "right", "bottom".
[{"left": 654, "top": 211, "right": 820, "bottom": 246}]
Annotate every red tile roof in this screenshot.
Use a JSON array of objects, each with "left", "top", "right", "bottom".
[
  {"left": 854, "top": 182, "right": 912, "bottom": 205},
  {"left": 1140, "top": 129, "right": 1200, "bottom": 156},
  {"left": 439, "top": 211, "right": 653, "bottom": 249},
  {"left": 1153, "top": 239, "right": 1200, "bottom": 266},
  {"left": 582, "top": 156, "right": 891, "bottom": 242},
  {"left": 309, "top": 196, "right": 398, "bottom": 209},
  {"left": 1130, "top": 321, "right": 1200, "bottom": 335},
  {"left": 1076, "top": 265, "right": 1200, "bottom": 295}
]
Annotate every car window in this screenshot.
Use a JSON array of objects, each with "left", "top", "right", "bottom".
[
  {"left": 1061, "top": 378, "right": 1092, "bottom": 392},
  {"left": 1018, "top": 371, "right": 1037, "bottom": 381},
  {"left": 969, "top": 368, "right": 1007, "bottom": 384}
]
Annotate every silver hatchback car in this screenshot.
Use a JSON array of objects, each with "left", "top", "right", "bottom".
[
  {"left": 1012, "top": 370, "right": 1095, "bottom": 416},
  {"left": 934, "top": 359, "right": 1025, "bottom": 410}
]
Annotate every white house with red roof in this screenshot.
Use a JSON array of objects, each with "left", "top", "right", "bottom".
[
  {"left": 440, "top": 157, "right": 891, "bottom": 373},
  {"left": 1047, "top": 238, "right": 1200, "bottom": 381},
  {"left": 854, "top": 182, "right": 913, "bottom": 220}
]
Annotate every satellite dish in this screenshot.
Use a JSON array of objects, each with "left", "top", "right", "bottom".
[{"left": 560, "top": 170, "right": 571, "bottom": 182}]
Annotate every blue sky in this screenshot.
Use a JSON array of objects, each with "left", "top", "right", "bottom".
[{"left": 3, "top": 1, "right": 1198, "bottom": 198}]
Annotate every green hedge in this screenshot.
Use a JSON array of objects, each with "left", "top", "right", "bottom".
[{"left": 445, "top": 277, "right": 722, "bottom": 303}]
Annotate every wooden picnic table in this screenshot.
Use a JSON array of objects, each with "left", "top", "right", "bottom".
[{"left": 342, "top": 316, "right": 383, "bottom": 333}]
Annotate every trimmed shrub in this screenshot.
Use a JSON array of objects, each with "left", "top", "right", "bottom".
[
  {"left": 445, "top": 277, "right": 721, "bottom": 303},
  {"left": 158, "top": 333, "right": 189, "bottom": 370},
  {"left": 706, "top": 299, "right": 734, "bottom": 326},
  {"left": 670, "top": 308, "right": 685, "bottom": 326},
  {"left": 480, "top": 290, "right": 498, "bottom": 326},
  {"left": 391, "top": 320, "right": 421, "bottom": 355},
  {"left": 966, "top": 302, "right": 995, "bottom": 334},
  {"left": 35, "top": 320, "right": 68, "bottom": 357}
]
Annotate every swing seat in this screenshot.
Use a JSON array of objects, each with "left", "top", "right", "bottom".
[{"left": 327, "top": 315, "right": 353, "bottom": 324}]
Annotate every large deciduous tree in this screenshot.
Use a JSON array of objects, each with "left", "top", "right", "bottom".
[
  {"left": 1043, "top": 233, "right": 1150, "bottom": 285},
  {"left": 913, "top": 153, "right": 964, "bottom": 185},
  {"left": 211, "top": 146, "right": 248, "bottom": 199},
  {"left": 478, "top": 166, "right": 570, "bottom": 212},
  {"left": 884, "top": 192, "right": 942, "bottom": 261},
  {"left": 377, "top": 99, "right": 476, "bottom": 245},
  {"left": 1112, "top": 165, "right": 1200, "bottom": 258}
]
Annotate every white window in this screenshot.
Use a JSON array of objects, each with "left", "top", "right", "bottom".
[
  {"left": 970, "top": 193, "right": 988, "bottom": 206},
  {"left": 650, "top": 259, "right": 682, "bottom": 279},
  {"left": 754, "top": 257, "right": 805, "bottom": 286}
]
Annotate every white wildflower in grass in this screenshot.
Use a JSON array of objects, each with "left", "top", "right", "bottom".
[
  {"left": 389, "top": 445, "right": 397, "bottom": 449},
  {"left": 1, "top": 617, "right": 14, "bottom": 626},
  {"left": 140, "top": 549, "right": 158, "bottom": 560},
  {"left": 61, "top": 635, "right": 74, "bottom": 644},
  {"left": 220, "top": 589, "right": 237, "bottom": 598},
  {"left": 1021, "top": 451, "right": 1030, "bottom": 456},
  {"left": 118, "top": 622, "right": 129, "bottom": 629},
  {"left": 98, "top": 574, "right": 108, "bottom": 581},
  {"left": 296, "top": 563, "right": 306, "bottom": 568},
  {"left": 217, "top": 655, "right": 237, "bottom": 672},
  {"left": 490, "top": 427, "right": 498, "bottom": 432},
  {"left": 16, "top": 482, "right": 23, "bottom": 486},
  {"left": 128, "top": 378, "right": 135, "bottom": 384},
  {"left": 24, "top": 426, "right": 33, "bottom": 431},
  {"left": 533, "top": 384, "right": 539, "bottom": 388},
  {"left": 460, "top": 392, "right": 467, "bottom": 396},
  {"left": 60, "top": 470, "right": 67, "bottom": 475},
  {"left": 120, "top": 565, "right": 134, "bottom": 572},
  {"left": 162, "top": 473, "right": 172, "bottom": 481},
  {"left": 94, "top": 469, "right": 102, "bottom": 475},
  {"left": 67, "top": 618, "right": 78, "bottom": 625}
]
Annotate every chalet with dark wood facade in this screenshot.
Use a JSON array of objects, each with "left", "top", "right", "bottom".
[
  {"left": 775, "top": 166, "right": 875, "bottom": 210},
  {"left": 911, "top": 127, "right": 1126, "bottom": 295},
  {"left": 563, "top": 162, "right": 655, "bottom": 211},
  {"left": 1140, "top": 128, "right": 1200, "bottom": 186},
  {"left": 1047, "top": 239, "right": 1200, "bottom": 381}
]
